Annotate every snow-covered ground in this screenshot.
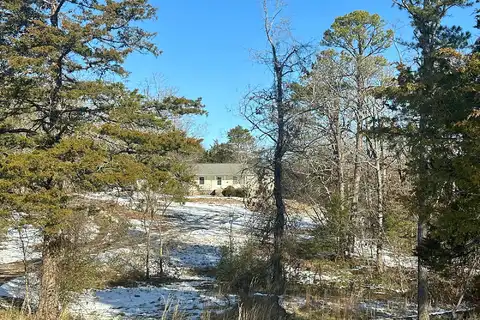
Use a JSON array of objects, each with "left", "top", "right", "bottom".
[
  {"left": 0, "top": 226, "right": 41, "bottom": 265},
  {"left": 70, "top": 282, "right": 237, "bottom": 319},
  {"left": 0, "top": 196, "right": 424, "bottom": 319},
  {"left": 71, "top": 201, "right": 253, "bottom": 319},
  {"left": 0, "top": 200, "right": 255, "bottom": 319}
]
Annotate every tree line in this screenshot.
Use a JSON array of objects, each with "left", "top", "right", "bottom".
[
  {"left": 240, "top": 0, "right": 479, "bottom": 319},
  {"left": 0, "top": 0, "right": 479, "bottom": 319}
]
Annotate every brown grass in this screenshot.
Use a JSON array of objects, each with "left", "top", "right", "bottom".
[
  {"left": 0, "top": 309, "right": 81, "bottom": 320},
  {"left": 186, "top": 196, "right": 245, "bottom": 205},
  {"left": 0, "top": 310, "right": 32, "bottom": 320}
]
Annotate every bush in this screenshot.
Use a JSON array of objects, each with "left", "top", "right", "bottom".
[
  {"left": 216, "top": 240, "right": 269, "bottom": 295},
  {"left": 222, "top": 186, "right": 235, "bottom": 197},
  {"left": 222, "top": 186, "right": 247, "bottom": 198}
]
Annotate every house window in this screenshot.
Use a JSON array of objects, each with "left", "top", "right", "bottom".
[
  {"left": 199, "top": 177, "right": 205, "bottom": 185},
  {"left": 233, "top": 176, "right": 238, "bottom": 184},
  {"left": 217, "top": 177, "right": 222, "bottom": 186}
]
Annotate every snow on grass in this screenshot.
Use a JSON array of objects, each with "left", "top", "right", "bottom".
[
  {"left": 354, "top": 240, "right": 417, "bottom": 270},
  {"left": 70, "top": 282, "right": 236, "bottom": 320},
  {"left": 0, "top": 274, "right": 40, "bottom": 306},
  {"left": 0, "top": 226, "right": 41, "bottom": 265},
  {"left": 0, "top": 277, "right": 27, "bottom": 299},
  {"left": 0, "top": 195, "right": 421, "bottom": 319},
  {"left": 159, "top": 202, "right": 253, "bottom": 277},
  {"left": 382, "top": 251, "right": 417, "bottom": 269},
  {"left": 357, "top": 300, "right": 462, "bottom": 319},
  {"left": 68, "top": 201, "right": 251, "bottom": 318}
]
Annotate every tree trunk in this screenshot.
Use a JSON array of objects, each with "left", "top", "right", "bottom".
[
  {"left": 349, "top": 120, "right": 363, "bottom": 256},
  {"left": 18, "top": 228, "right": 32, "bottom": 314},
  {"left": 272, "top": 155, "right": 286, "bottom": 294},
  {"left": 145, "top": 207, "right": 154, "bottom": 280},
  {"left": 375, "top": 143, "right": 384, "bottom": 272},
  {"left": 37, "top": 235, "right": 61, "bottom": 320},
  {"left": 159, "top": 237, "right": 164, "bottom": 276},
  {"left": 333, "top": 99, "right": 348, "bottom": 256},
  {"left": 145, "top": 225, "right": 151, "bottom": 279},
  {"left": 417, "top": 218, "right": 429, "bottom": 320},
  {"left": 271, "top": 48, "right": 286, "bottom": 295},
  {"left": 350, "top": 54, "right": 365, "bottom": 257},
  {"left": 334, "top": 99, "right": 345, "bottom": 211}
]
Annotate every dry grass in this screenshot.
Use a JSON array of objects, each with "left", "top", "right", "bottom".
[
  {"left": 202, "top": 301, "right": 288, "bottom": 320},
  {"left": 284, "top": 199, "right": 315, "bottom": 216},
  {"left": 0, "top": 309, "right": 32, "bottom": 320},
  {"left": 186, "top": 196, "right": 245, "bottom": 205},
  {"left": 0, "top": 309, "right": 76, "bottom": 320}
]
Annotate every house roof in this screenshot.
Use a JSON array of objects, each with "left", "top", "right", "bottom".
[{"left": 194, "top": 163, "right": 246, "bottom": 176}]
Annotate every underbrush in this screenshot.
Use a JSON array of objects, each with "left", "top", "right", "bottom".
[
  {"left": 202, "top": 301, "right": 287, "bottom": 320},
  {"left": 0, "top": 309, "right": 31, "bottom": 320},
  {"left": 285, "top": 257, "right": 418, "bottom": 318},
  {"left": 216, "top": 240, "right": 270, "bottom": 295},
  {"left": 0, "top": 309, "right": 77, "bottom": 320}
]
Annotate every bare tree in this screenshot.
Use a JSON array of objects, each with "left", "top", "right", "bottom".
[
  {"left": 241, "top": 0, "right": 311, "bottom": 296},
  {"left": 134, "top": 185, "right": 174, "bottom": 279},
  {"left": 292, "top": 49, "right": 352, "bottom": 255},
  {"left": 322, "top": 10, "right": 393, "bottom": 257}
]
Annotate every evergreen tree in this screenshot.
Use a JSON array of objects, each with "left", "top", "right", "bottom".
[
  {"left": 226, "top": 125, "right": 255, "bottom": 163},
  {"left": 417, "top": 50, "right": 480, "bottom": 306},
  {"left": 0, "top": 0, "right": 203, "bottom": 318},
  {"left": 201, "top": 126, "right": 255, "bottom": 163},
  {"left": 322, "top": 10, "right": 394, "bottom": 261},
  {"left": 202, "top": 139, "right": 236, "bottom": 163},
  {"left": 385, "top": 1, "right": 473, "bottom": 318}
]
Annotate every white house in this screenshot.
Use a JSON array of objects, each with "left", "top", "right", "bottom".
[{"left": 192, "top": 163, "right": 257, "bottom": 194}]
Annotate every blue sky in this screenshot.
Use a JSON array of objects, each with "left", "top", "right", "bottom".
[{"left": 123, "top": 0, "right": 477, "bottom": 148}]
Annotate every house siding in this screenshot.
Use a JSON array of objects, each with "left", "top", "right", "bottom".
[
  {"left": 195, "top": 175, "right": 251, "bottom": 190},
  {"left": 191, "top": 163, "right": 258, "bottom": 194}
]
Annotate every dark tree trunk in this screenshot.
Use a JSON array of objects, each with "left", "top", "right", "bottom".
[
  {"left": 272, "top": 155, "right": 286, "bottom": 294},
  {"left": 417, "top": 218, "right": 429, "bottom": 320},
  {"left": 271, "top": 56, "right": 287, "bottom": 295},
  {"left": 145, "top": 226, "right": 151, "bottom": 279},
  {"left": 37, "top": 235, "right": 61, "bottom": 320}
]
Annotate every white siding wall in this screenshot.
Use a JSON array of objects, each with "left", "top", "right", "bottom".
[{"left": 193, "top": 174, "right": 257, "bottom": 193}]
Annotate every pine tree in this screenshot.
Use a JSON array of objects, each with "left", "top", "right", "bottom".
[
  {"left": 0, "top": 1, "right": 161, "bottom": 318},
  {"left": 321, "top": 10, "right": 393, "bottom": 261},
  {"left": 416, "top": 47, "right": 480, "bottom": 312},
  {"left": 386, "top": 1, "right": 473, "bottom": 318},
  {"left": 226, "top": 125, "right": 255, "bottom": 163},
  {"left": 201, "top": 126, "right": 255, "bottom": 163}
]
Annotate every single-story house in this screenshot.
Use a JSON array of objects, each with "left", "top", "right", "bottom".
[{"left": 192, "top": 163, "right": 257, "bottom": 194}]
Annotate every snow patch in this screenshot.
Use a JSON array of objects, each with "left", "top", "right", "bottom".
[{"left": 0, "top": 226, "right": 41, "bottom": 265}]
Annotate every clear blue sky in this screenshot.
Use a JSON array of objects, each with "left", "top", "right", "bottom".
[{"left": 123, "top": 0, "right": 477, "bottom": 148}]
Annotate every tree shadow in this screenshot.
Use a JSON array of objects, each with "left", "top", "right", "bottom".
[{"left": 74, "top": 279, "right": 235, "bottom": 319}]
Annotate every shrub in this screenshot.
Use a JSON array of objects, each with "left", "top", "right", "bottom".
[
  {"left": 222, "top": 186, "right": 247, "bottom": 198},
  {"left": 222, "top": 186, "right": 236, "bottom": 197},
  {"left": 233, "top": 187, "right": 247, "bottom": 198},
  {"left": 216, "top": 240, "right": 269, "bottom": 295}
]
